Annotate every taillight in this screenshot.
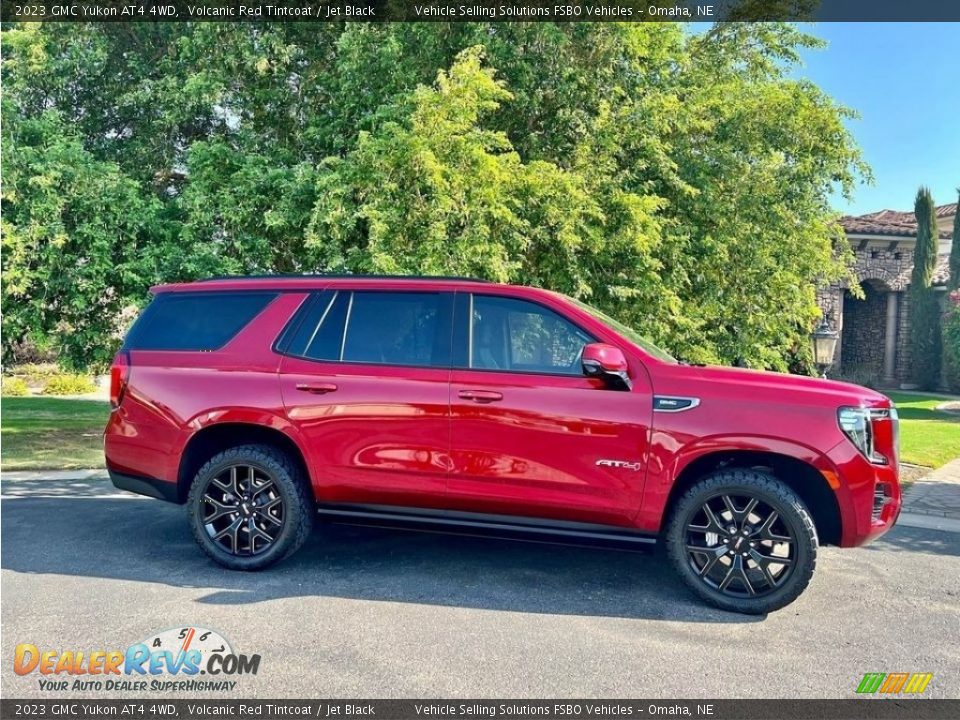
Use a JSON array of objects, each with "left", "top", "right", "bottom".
[{"left": 110, "top": 351, "right": 130, "bottom": 409}]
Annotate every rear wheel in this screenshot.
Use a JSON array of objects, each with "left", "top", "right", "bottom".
[
  {"left": 665, "top": 469, "right": 817, "bottom": 614},
  {"left": 187, "top": 444, "right": 313, "bottom": 570}
]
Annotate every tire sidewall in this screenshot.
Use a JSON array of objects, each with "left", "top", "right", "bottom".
[{"left": 188, "top": 447, "right": 307, "bottom": 571}]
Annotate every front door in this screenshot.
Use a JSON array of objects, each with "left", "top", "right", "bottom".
[
  {"left": 278, "top": 290, "right": 454, "bottom": 509},
  {"left": 447, "top": 293, "right": 652, "bottom": 527}
]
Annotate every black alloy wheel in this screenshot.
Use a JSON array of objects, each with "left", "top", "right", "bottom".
[
  {"left": 188, "top": 444, "right": 314, "bottom": 570},
  {"left": 684, "top": 492, "right": 795, "bottom": 597},
  {"left": 201, "top": 463, "right": 285, "bottom": 556},
  {"left": 665, "top": 469, "right": 818, "bottom": 614}
]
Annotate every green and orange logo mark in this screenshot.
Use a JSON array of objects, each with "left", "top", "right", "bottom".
[{"left": 856, "top": 672, "right": 933, "bottom": 694}]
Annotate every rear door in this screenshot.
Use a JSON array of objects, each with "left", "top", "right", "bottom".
[
  {"left": 277, "top": 289, "right": 454, "bottom": 509},
  {"left": 447, "top": 292, "right": 652, "bottom": 527}
]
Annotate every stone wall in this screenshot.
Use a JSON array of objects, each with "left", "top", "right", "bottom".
[
  {"left": 849, "top": 244, "right": 913, "bottom": 291},
  {"left": 840, "top": 283, "right": 887, "bottom": 383},
  {"left": 818, "top": 241, "right": 915, "bottom": 387},
  {"left": 896, "top": 292, "right": 911, "bottom": 385}
]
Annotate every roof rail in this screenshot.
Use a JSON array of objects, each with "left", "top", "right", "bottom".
[{"left": 197, "top": 273, "right": 493, "bottom": 283}]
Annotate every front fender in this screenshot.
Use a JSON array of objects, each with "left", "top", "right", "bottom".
[{"left": 634, "top": 432, "right": 849, "bottom": 534}]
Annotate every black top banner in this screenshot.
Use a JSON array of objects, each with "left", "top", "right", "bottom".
[{"left": 2, "top": 0, "right": 960, "bottom": 22}]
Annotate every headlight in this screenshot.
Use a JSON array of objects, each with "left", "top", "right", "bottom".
[
  {"left": 838, "top": 407, "right": 874, "bottom": 460},
  {"left": 838, "top": 406, "right": 895, "bottom": 464}
]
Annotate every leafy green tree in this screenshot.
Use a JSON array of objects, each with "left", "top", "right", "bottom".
[
  {"left": 307, "top": 47, "right": 673, "bottom": 330},
  {"left": 908, "top": 187, "right": 942, "bottom": 389},
  {"left": 2, "top": 22, "right": 867, "bottom": 371},
  {"left": 1, "top": 110, "right": 165, "bottom": 370}
]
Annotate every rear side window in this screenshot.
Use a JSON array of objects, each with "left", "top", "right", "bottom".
[
  {"left": 124, "top": 292, "right": 277, "bottom": 351},
  {"left": 279, "top": 291, "right": 451, "bottom": 368},
  {"left": 278, "top": 291, "right": 348, "bottom": 361}
]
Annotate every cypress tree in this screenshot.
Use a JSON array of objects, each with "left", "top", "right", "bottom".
[
  {"left": 950, "top": 188, "right": 960, "bottom": 290},
  {"left": 909, "top": 187, "right": 942, "bottom": 389},
  {"left": 944, "top": 189, "right": 960, "bottom": 391}
]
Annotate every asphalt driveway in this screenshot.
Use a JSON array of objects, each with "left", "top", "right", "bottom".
[{"left": 1, "top": 475, "right": 958, "bottom": 699}]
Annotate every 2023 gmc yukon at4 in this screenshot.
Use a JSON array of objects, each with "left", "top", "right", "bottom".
[{"left": 105, "top": 275, "right": 902, "bottom": 613}]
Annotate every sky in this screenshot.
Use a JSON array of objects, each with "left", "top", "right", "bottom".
[{"left": 794, "top": 23, "right": 959, "bottom": 216}]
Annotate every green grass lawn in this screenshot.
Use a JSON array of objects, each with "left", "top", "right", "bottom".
[
  {"left": 1, "top": 397, "right": 110, "bottom": 470},
  {"left": 888, "top": 392, "right": 960, "bottom": 469}
]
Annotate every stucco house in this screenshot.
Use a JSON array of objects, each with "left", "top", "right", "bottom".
[{"left": 817, "top": 203, "right": 955, "bottom": 389}]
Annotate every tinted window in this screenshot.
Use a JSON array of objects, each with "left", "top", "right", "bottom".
[
  {"left": 470, "top": 295, "right": 592, "bottom": 374},
  {"left": 281, "top": 291, "right": 451, "bottom": 368},
  {"left": 125, "top": 292, "right": 277, "bottom": 351},
  {"left": 279, "top": 291, "right": 349, "bottom": 361},
  {"left": 343, "top": 292, "right": 447, "bottom": 367}
]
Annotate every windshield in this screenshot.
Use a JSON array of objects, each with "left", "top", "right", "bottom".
[{"left": 562, "top": 295, "right": 677, "bottom": 363}]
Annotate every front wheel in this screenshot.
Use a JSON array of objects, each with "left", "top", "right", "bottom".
[
  {"left": 187, "top": 444, "right": 314, "bottom": 571},
  {"left": 665, "top": 469, "right": 818, "bottom": 614}
]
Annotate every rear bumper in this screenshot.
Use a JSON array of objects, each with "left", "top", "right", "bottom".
[
  {"left": 109, "top": 469, "right": 182, "bottom": 504},
  {"left": 827, "top": 441, "right": 902, "bottom": 547}
]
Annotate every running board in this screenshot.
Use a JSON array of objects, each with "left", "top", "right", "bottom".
[{"left": 315, "top": 504, "right": 658, "bottom": 548}]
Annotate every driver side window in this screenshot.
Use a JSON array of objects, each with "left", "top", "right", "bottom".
[{"left": 471, "top": 295, "right": 592, "bottom": 375}]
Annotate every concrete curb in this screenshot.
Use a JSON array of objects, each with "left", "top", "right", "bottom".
[
  {"left": 1, "top": 468, "right": 107, "bottom": 481},
  {"left": 896, "top": 512, "right": 960, "bottom": 533}
]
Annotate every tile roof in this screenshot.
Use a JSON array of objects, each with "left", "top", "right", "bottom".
[
  {"left": 936, "top": 203, "right": 957, "bottom": 219},
  {"left": 841, "top": 204, "right": 954, "bottom": 240}
]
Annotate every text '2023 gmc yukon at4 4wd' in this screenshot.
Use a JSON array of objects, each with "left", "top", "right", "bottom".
[{"left": 105, "top": 275, "right": 901, "bottom": 614}]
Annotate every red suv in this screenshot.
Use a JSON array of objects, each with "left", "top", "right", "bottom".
[{"left": 105, "top": 275, "right": 901, "bottom": 613}]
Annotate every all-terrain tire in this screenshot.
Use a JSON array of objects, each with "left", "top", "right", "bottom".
[
  {"left": 187, "top": 444, "right": 314, "bottom": 571},
  {"left": 665, "top": 469, "right": 818, "bottom": 614}
]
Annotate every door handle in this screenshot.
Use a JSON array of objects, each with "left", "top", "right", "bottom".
[
  {"left": 458, "top": 389, "right": 503, "bottom": 403},
  {"left": 296, "top": 383, "right": 338, "bottom": 394}
]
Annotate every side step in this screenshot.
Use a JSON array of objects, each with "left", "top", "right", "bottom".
[{"left": 316, "top": 504, "right": 658, "bottom": 550}]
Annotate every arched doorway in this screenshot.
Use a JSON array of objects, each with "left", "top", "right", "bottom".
[{"left": 840, "top": 279, "right": 898, "bottom": 386}]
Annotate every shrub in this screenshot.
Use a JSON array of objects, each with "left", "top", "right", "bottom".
[
  {"left": 12, "top": 363, "right": 59, "bottom": 378},
  {"left": 42, "top": 374, "right": 97, "bottom": 396},
  {"left": 1, "top": 376, "right": 30, "bottom": 396},
  {"left": 8, "top": 363, "right": 59, "bottom": 386}
]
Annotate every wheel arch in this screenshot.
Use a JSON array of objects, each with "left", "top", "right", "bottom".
[
  {"left": 663, "top": 449, "right": 842, "bottom": 546},
  {"left": 177, "top": 422, "right": 312, "bottom": 503}
]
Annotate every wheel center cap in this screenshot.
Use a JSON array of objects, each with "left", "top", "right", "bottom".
[{"left": 240, "top": 502, "right": 252, "bottom": 516}]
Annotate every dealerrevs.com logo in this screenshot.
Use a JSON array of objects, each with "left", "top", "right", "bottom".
[{"left": 14, "top": 626, "right": 260, "bottom": 692}]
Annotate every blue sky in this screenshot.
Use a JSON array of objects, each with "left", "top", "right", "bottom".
[{"left": 795, "top": 23, "right": 959, "bottom": 215}]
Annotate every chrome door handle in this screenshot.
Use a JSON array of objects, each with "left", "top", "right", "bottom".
[
  {"left": 458, "top": 390, "right": 503, "bottom": 403},
  {"left": 296, "top": 383, "right": 338, "bottom": 394}
]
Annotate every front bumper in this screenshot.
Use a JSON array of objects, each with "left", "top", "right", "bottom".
[{"left": 826, "top": 440, "right": 902, "bottom": 547}]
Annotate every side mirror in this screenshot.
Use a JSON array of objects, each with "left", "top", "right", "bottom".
[{"left": 581, "top": 343, "right": 632, "bottom": 391}]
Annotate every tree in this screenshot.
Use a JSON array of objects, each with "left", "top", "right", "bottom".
[
  {"left": 306, "top": 47, "right": 673, "bottom": 332},
  {"left": 944, "top": 189, "right": 960, "bottom": 391},
  {"left": 950, "top": 188, "right": 960, "bottom": 291},
  {"left": 1, "top": 110, "right": 166, "bottom": 370},
  {"left": 908, "top": 187, "right": 942, "bottom": 389},
  {"left": 2, "top": 23, "right": 866, "bottom": 371}
]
